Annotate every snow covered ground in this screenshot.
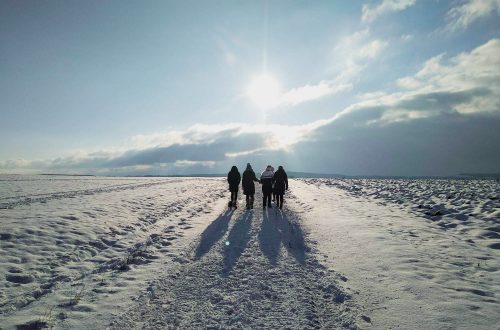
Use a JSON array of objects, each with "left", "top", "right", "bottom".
[
  {"left": 0, "top": 175, "right": 498, "bottom": 329},
  {"left": 293, "top": 179, "right": 499, "bottom": 329}
]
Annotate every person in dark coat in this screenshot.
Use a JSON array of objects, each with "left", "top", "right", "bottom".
[
  {"left": 260, "top": 165, "right": 274, "bottom": 208},
  {"left": 270, "top": 166, "right": 277, "bottom": 202},
  {"left": 272, "top": 165, "right": 288, "bottom": 209},
  {"left": 242, "top": 163, "right": 259, "bottom": 209},
  {"left": 227, "top": 166, "right": 241, "bottom": 208}
]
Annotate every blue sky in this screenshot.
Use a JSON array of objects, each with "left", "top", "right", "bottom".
[{"left": 1, "top": 0, "right": 499, "bottom": 176}]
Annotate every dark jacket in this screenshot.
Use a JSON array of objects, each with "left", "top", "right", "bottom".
[
  {"left": 242, "top": 169, "right": 259, "bottom": 195},
  {"left": 227, "top": 169, "right": 241, "bottom": 192},
  {"left": 260, "top": 169, "right": 274, "bottom": 194},
  {"left": 272, "top": 168, "right": 288, "bottom": 195}
]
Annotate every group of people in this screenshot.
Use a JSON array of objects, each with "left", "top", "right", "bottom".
[{"left": 227, "top": 163, "right": 289, "bottom": 210}]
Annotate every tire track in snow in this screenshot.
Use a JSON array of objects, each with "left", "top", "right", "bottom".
[{"left": 111, "top": 190, "right": 360, "bottom": 329}]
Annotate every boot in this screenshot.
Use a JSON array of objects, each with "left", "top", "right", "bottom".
[{"left": 250, "top": 196, "right": 254, "bottom": 209}]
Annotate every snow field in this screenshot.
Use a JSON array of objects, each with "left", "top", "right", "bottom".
[
  {"left": 293, "top": 179, "right": 499, "bottom": 329},
  {"left": 312, "top": 178, "right": 500, "bottom": 251},
  {"left": 0, "top": 177, "right": 228, "bottom": 329},
  {"left": 1, "top": 175, "right": 498, "bottom": 329}
]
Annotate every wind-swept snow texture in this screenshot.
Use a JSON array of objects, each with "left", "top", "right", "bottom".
[
  {"left": 0, "top": 176, "right": 230, "bottom": 329},
  {"left": 1, "top": 175, "right": 498, "bottom": 329},
  {"left": 294, "top": 179, "right": 499, "bottom": 329},
  {"left": 0, "top": 175, "right": 359, "bottom": 329}
]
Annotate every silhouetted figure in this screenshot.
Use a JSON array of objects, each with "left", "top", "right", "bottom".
[
  {"left": 227, "top": 166, "right": 241, "bottom": 208},
  {"left": 242, "top": 163, "right": 259, "bottom": 209},
  {"left": 270, "top": 166, "right": 276, "bottom": 202},
  {"left": 273, "top": 165, "right": 288, "bottom": 209},
  {"left": 260, "top": 165, "right": 274, "bottom": 208}
]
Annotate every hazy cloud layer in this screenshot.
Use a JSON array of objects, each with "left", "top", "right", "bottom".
[{"left": 1, "top": 39, "right": 499, "bottom": 176}]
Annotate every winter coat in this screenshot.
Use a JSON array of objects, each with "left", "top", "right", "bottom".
[
  {"left": 227, "top": 169, "right": 241, "bottom": 192},
  {"left": 272, "top": 168, "right": 288, "bottom": 195},
  {"left": 242, "top": 169, "right": 259, "bottom": 195},
  {"left": 260, "top": 169, "right": 274, "bottom": 194}
]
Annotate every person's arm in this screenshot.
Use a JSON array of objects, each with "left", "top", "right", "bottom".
[
  {"left": 237, "top": 173, "right": 241, "bottom": 184},
  {"left": 227, "top": 173, "right": 230, "bottom": 184},
  {"left": 285, "top": 172, "right": 288, "bottom": 190}
]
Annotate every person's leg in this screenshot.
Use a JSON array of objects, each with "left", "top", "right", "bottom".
[
  {"left": 267, "top": 193, "right": 272, "bottom": 207},
  {"left": 279, "top": 194, "right": 284, "bottom": 209},
  {"left": 263, "top": 193, "right": 267, "bottom": 208},
  {"left": 246, "top": 195, "right": 250, "bottom": 209}
]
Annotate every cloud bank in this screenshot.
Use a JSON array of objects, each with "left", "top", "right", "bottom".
[{"left": 1, "top": 39, "right": 499, "bottom": 176}]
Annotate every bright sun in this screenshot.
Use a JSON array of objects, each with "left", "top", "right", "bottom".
[{"left": 247, "top": 73, "right": 281, "bottom": 109}]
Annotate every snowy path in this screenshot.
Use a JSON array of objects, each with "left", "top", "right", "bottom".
[{"left": 111, "top": 189, "right": 360, "bottom": 329}]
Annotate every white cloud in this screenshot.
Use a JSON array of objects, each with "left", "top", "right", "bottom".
[
  {"left": 0, "top": 121, "right": 323, "bottom": 173},
  {"left": 262, "top": 29, "right": 388, "bottom": 110},
  {"left": 411, "top": 39, "right": 500, "bottom": 98},
  {"left": 362, "top": 0, "right": 416, "bottom": 23},
  {"left": 358, "top": 38, "right": 500, "bottom": 124},
  {"left": 280, "top": 81, "right": 353, "bottom": 106},
  {"left": 331, "top": 28, "right": 389, "bottom": 83},
  {"left": 358, "top": 39, "right": 389, "bottom": 59},
  {"left": 445, "top": 0, "right": 500, "bottom": 31},
  {"left": 335, "top": 29, "right": 389, "bottom": 62}
]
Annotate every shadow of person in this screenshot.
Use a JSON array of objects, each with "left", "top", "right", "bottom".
[
  {"left": 222, "top": 211, "right": 253, "bottom": 276},
  {"left": 275, "top": 210, "right": 306, "bottom": 265},
  {"left": 258, "top": 209, "right": 281, "bottom": 266},
  {"left": 194, "top": 209, "right": 234, "bottom": 260}
]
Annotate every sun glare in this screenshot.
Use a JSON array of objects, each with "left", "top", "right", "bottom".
[{"left": 247, "top": 73, "right": 281, "bottom": 109}]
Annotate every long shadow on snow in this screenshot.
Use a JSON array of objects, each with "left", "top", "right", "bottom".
[
  {"left": 276, "top": 210, "right": 306, "bottom": 264},
  {"left": 258, "top": 208, "right": 306, "bottom": 266},
  {"left": 222, "top": 210, "right": 253, "bottom": 276},
  {"left": 195, "top": 209, "right": 234, "bottom": 260}
]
